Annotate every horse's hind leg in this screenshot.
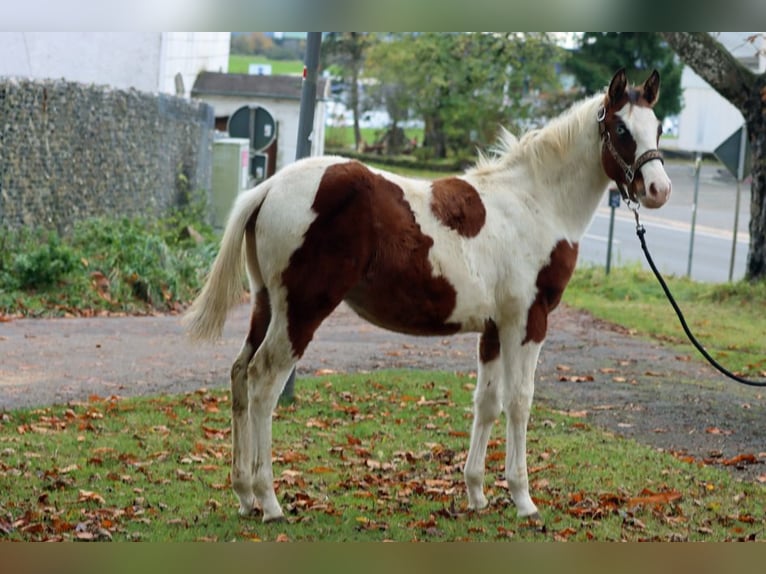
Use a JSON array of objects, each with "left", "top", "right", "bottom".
[
  {"left": 246, "top": 327, "right": 295, "bottom": 523},
  {"left": 464, "top": 320, "right": 504, "bottom": 510},
  {"left": 245, "top": 274, "right": 363, "bottom": 522},
  {"left": 230, "top": 288, "right": 270, "bottom": 516}
]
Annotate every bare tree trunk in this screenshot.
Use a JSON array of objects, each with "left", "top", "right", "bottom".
[
  {"left": 661, "top": 32, "right": 766, "bottom": 281},
  {"left": 351, "top": 66, "right": 363, "bottom": 152},
  {"left": 748, "top": 117, "right": 766, "bottom": 279},
  {"left": 424, "top": 115, "right": 447, "bottom": 159}
]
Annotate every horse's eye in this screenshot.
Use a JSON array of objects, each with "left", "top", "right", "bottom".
[{"left": 615, "top": 123, "right": 627, "bottom": 136}]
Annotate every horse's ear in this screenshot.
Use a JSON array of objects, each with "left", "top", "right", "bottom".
[
  {"left": 608, "top": 68, "right": 627, "bottom": 105},
  {"left": 642, "top": 69, "right": 661, "bottom": 107}
]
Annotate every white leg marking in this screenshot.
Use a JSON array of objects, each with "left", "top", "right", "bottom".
[
  {"left": 464, "top": 346, "right": 503, "bottom": 510},
  {"left": 503, "top": 340, "right": 543, "bottom": 519},
  {"left": 246, "top": 321, "right": 296, "bottom": 523}
]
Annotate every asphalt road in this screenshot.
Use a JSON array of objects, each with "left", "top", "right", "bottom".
[{"left": 581, "top": 162, "right": 751, "bottom": 282}]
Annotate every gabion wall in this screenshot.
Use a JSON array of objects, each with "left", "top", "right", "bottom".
[{"left": 0, "top": 77, "right": 214, "bottom": 233}]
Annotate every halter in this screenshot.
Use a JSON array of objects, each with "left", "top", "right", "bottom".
[{"left": 597, "top": 103, "right": 664, "bottom": 205}]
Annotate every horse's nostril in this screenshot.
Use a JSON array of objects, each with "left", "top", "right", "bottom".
[
  {"left": 650, "top": 182, "right": 665, "bottom": 197},
  {"left": 649, "top": 180, "right": 671, "bottom": 202}
]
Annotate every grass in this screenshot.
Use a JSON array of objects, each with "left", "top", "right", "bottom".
[
  {"left": 365, "top": 161, "right": 458, "bottom": 180},
  {"left": 1, "top": 370, "right": 763, "bottom": 542},
  {"left": 565, "top": 264, "right": 766, "bottom": 377},
  {"left": 0, "top": 201, "right": 218, "bottom": 319},
  {"left": 325, "top": 126, "right": 424, "bottom": 150},
  {"left": 228, "top": 55, "right": 303, "bottom": 75}
]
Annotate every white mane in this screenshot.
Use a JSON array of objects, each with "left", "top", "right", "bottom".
[{"left": 468, "top": 94, "right": 603, "bottom": 178}]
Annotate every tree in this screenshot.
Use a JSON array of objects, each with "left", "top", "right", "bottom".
[
  {"left": 230, "top": 32, "right": 273, "bottom": 55},
  {"left": 365, "top": 33, "right": 564, "bottom": 159},
  {"left": 568, "top": 33, "right": 683, "bottom": 121},
  {"left": 661, "top": 32, "right": 766, "bottom": 282},
  {"left": 363, "top": 36, "right": 414, "bottom": 154},
  {"left": 322, "top": 33, "right": 377, "bottom": 152}
]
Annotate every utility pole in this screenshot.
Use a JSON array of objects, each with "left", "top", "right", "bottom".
[
  {"left": 280, "top": 32, "right": 322, "bottom": 404},
  {"left": 686, "top": 153, "right": 702, "bottom": 278}
]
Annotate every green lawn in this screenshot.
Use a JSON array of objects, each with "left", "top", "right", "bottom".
[
  {"left": 565, "top": 264, "right": 766, "bottom": 377},
  {"left": 325, "top": 126, "right": 424, "bottom": 150},
  {"left": 1, "top": 370, "right": 763, "bottom": 541},
  {"left": 228, "top": 55, "right": 304, "bottom": 75}
]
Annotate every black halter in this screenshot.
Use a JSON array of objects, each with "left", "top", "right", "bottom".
[{"left": 597, "top": 104, "right": 664, "bottom": 204}]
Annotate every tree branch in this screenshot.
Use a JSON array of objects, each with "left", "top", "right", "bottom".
[{"left": 660, "top": 32, "right": 755, "bottom": 113}]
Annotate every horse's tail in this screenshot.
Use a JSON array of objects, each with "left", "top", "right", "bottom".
[{"left": 183, "top": 180, "right": 271, "bottom": 341}]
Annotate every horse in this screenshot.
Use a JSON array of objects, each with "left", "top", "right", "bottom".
[{"left": 184, "top": 68, "right": 672, "bottom": 523}]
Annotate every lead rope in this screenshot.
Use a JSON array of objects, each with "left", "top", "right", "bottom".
[{"left": 630, "top": 206, "right": 766, "bottom": 387}]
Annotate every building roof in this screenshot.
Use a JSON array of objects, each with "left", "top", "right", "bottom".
[{"left": 191, "top": 71, "right": 330, "bottom": 101}]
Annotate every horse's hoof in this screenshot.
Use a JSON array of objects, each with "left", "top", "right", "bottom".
[
  {"left": 239, "top": 506, "right": 262, "bottom": 519},
  {"left": 263, "top": 514, "right": 286, "bottom": 524},
  {"left": 467, "top": 494, "right": 489, "bottom": 511},
  {"left": 518, "top": 512, "right": 546, "bottom": 533}
]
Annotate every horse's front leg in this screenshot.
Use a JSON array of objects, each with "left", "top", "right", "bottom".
[
  {"left": 502, "top": 340, "right": 543, "bottom": 519},
  {"left": 464, "top": 320, "right": 504, "bottom": 510}
]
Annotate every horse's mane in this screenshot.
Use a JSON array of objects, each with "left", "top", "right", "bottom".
[{"left": 468, "top": 94, "right": 603, "bottom": 177}]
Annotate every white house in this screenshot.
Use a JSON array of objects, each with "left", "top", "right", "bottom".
[
  {"left": 0, "top": 32, "right": 231, "bottom": 97},
  {"left": 676, "top": 32, "right": 765, "bottom": 153},
  {"left": 191, "top": 72, "right": 331, "bottom": 171}
]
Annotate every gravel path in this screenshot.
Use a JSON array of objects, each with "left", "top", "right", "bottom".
[{"left": 1, "top": 303, "right": 764, "bottom": 481}]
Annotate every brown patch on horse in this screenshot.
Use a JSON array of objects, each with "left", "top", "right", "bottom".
[
  {"left": 281, "top": 161, "right": 460, "bottom": 357},
  {"left": 523, "top": 240, "right": 579, "bottom": 345},
  {"left": 430, "top": 177, "right": 486, "bottom": 238},
  {"left": 479, "top": 319, "right": 500, "bottom": 363},
  {"left": 230, "top": 287, "right": 271, "bottom": 416},
  {"left": 247, "top": 288, "right": 271, "bottom": 350}
]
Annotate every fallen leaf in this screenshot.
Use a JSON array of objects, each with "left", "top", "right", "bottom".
[
  {"left": 314, "top": 369, "right": 337, "bottom": 376},
  {"left": 629, "top": 488, "right": 682, "bottom": 507},
  {"left": 721, "top": 454, "right": 757, "bottom": 466},
  {"left": 175, "top": 469, "right": 194, "bottom": 481},
  {"left": 77, "top": 490, "right": 105, "bottom": 505},
  {"left": 558, "top": 375, "right": 594, "bottom": 383},
  {"left": 705, "top": 427, "right": 733, "bottom": 436}
]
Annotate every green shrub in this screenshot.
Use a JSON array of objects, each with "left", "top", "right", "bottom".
[
  {"left": 0, "top": 196, "right": 219, "bottom": 317},
  {"left": 9, "top": 231, "right": 78, "bottom": 290}
]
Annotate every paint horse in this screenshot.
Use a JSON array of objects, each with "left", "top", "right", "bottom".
[{"left": 184, "top": 68, "right": 671, "bottom": 522}]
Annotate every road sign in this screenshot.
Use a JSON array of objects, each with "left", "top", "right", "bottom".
[
  {"left": 714, "top": 126, "right": 751, "bottom": 181},
  {"left": 608, "top": 188, "right": 621, "bottom": 208},
  {"left": 228, "top": 105, "right": 276, "bottom": 152}
]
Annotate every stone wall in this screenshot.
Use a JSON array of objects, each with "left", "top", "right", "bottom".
[{"left": 0, "top": 77, "right": 214, "bottom": 233}]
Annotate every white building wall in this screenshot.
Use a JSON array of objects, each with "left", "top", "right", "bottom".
[
  {"left": 159, "top": 32, "right": 230, "bottom": 96},
  {"left": 676, "top": 68, "right": 745, "bottom": 153},
  {"left": 0, "top": 32, "right": 230, "bottom": 97},
  {"left": 204, "top": 94, "right": 327, "bottom": 170},
  {"left": 0, "top": 32, "right": 161, "bottom": 92},
  {"left": 676, "top": 32, "right": 764, "bottom": 153}
]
